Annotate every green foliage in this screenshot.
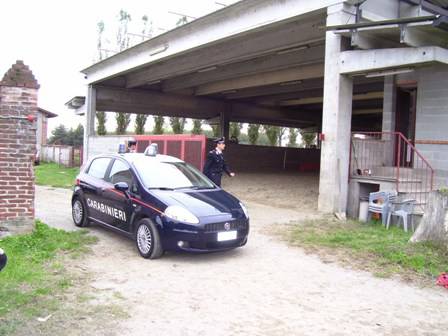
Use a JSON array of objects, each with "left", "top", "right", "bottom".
[
  {"left": 153, "top": 116, "right": 164, "bottom": 134},
  {"left": 300, "top": 130, "right": 316, "bottom": 148},
  {"left": 97, "top": 21, "right": 105, "bottom": 61},
  {"left": 134, "top": 114, "right": 147, "bottom": 135},
  {"left": 48, "top": 124, "right": 84, "bottom": 146},
  {"left": 230, "top": 122, "right": 242, "bottom": 140},
  {"left": 176, "top": 16, "right": 188, "bottom": 27},
  {"left": 34, "top": 163, "right": 79, "bottom": 188},
  {"left": 191, "top": 119, "right": 202, "bottom": 135},
  {"left": 211, "top": 125, "right": 220, "bottom": 137},
  {"left": 48, "top": 125, "right": 68, "bottom": 145},
  {"left": 0, "top": 221, "right": 97, "bottom": 320},
  {"left": 263, "top": 125, "right": 280, "bottom": 146},
  {"left": 115, "top": 112, "right": 131, "bottom": 135},
  {"left": 247, "top": 124, "right": 261, "bottom": 145},
  {"left": 116, "top": 10, "right": 131, "bottom": 52},
  {"left": 286, "top": 218, "right": 448, "bottom": 278},
  {"left": 288, "top": 128, "right": 298, "bottom": 147},
  {"left": 96, "top": 112, "right": 107, "bottom": 135},
  {"left": 170, "top": 117, "right": 186, "bottom": 134}
]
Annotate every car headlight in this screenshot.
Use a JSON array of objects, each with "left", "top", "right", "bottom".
[
  {"left": 164, "top": 205, "right": 199, "bottom": 224},
  {"left": 239, "top": 202, "right": 249, "bottom": 219}
]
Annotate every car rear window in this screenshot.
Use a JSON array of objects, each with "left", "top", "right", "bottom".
[{"left": 87, "top": 157, "right": 111, "bottom": 180}]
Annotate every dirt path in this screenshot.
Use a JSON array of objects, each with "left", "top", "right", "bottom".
[{"left": 35, "top": 185, "right": 448, "bottom": 336}]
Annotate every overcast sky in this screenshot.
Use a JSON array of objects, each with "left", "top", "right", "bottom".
[{"left": 0, "top": 0, "right": 239, "bottom": 133}]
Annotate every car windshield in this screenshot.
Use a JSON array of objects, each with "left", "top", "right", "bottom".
[{"left": 134, "top": 161, "right": 216, "bottom": 190}]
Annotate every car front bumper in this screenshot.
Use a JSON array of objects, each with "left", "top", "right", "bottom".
[{"left": 161, "top": 218, "right": 249, "bottom": 253}]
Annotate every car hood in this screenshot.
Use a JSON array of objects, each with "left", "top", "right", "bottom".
[{"left": 150, "top": 189, "right": 241, "bottom": 218}]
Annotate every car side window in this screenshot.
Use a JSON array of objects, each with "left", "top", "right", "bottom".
[
  {"left": 108, "top": 159, "right": 134, "bottom": 189},
  {"left": 87, "top": 158, "right": 111, "bottom": 180}
]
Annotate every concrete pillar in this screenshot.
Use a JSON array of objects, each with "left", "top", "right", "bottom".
[
  {"left": 83, "top": 85, "right": 96, "bottom": 163},
  {"left": 220, "top": 107, "right": 230, "bottom": 140},
  {"left": 318, "top": 4, "right": 355, "bottom": 214},
  {"left": 382, "top": 76, "right": 397, "bottom": 166}
]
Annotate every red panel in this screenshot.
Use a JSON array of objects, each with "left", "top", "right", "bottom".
[
  {"left": 137, "top": 140, "right": 149, "bottom": 153},
  {"left": 184, "top": 141, "right": 202, "bottom": 169},
  {"left": 134, "top": 135, "right": 207, "bottom": 168}
]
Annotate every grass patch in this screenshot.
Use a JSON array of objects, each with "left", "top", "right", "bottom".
[
  {"left": 0, "top": 221, "right": 97, "bottom": 333},
  {"left": 34, "top": 162, "right": 79, "bottom": 189},
  {"left": 282, "top": 217, "right": 448, "bottom": 281}
]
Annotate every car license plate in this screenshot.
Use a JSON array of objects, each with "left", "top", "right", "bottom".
[{"left": 217, "top": 231, "right": 237, "bottom": 241}]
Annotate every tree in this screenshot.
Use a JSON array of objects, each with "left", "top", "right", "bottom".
[
  {"left": 153, "top": 116, "right": 164, "bottom": 134},
  {"left": 300, "top": 130, "right": 317, "bottom": 148},
  {"left": 230, "top": 122, "right": 242, "bottom": 140},
  {"left": 96, "top": 112, "right": 107, "bottom": 135},
  {"left": 97, "top": 21, "right": 105, "bottom": 61},
  {"left": 170, "top": 117, "right": 186, "bottom": 134},
  {"left": 135, "top": 114, "right": 147, "bottom": 134},
  {"left": 116, "top": 10, "right": 131, "bottom": 52},
  {"left": 211, "top": 125, "right": 220, "bottom": 137},
  {"left": 248, "top": 124, "right": 261, "bottom": 145},
  {"left": 278, "top": 127, "right": 287, "bottom": 147},
  {"left": 192, "top": 119, "right": 202, "bottom": 134},
  {"left": 288, "top": 128, "right": 298, "bottom": 147},
  {"left": 263, "top": 125, "right": 280, "bottom": 146},
  {"left": 49, "top": 125, "right": 69, "bottom": 145},
  {"left": 69, "top": 124, "right": 84, "bottom": 147},
  {"left": 116, "top": 113, "right": 131, "bottom": 134}
]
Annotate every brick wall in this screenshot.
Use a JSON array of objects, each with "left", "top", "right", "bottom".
[{"left": 0, "top": 61, "right": 39, "bottom": 237}]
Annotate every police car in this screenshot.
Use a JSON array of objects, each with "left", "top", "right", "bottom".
[{"left": 71, "top": 145, "right": 249, "bottom": 259}]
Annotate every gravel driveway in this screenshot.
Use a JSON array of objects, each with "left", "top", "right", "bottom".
[{"left": 35, "top": 185, "right": 448, "bottom": 336}]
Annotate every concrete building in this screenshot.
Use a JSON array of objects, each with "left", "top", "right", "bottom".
[{"left": 69, "top": 0, "right": 448, "bottom": 216}]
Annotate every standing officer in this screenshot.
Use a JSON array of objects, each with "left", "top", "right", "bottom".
[{"left": 203, "top": 137, "right": 235, "bottom": 187}]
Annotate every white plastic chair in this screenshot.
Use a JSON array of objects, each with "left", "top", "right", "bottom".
[
  {"left": 386, "top": 199, "right": 416, "bottom": 232},
  {"left": 367, "top": 190, "right": 397, "bottom": 225}
]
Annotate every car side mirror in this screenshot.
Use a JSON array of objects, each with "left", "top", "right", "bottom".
[{"left": 114, "top": 182, "right": 129, "bottom": 192}]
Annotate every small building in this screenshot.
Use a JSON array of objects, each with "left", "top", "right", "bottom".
[{"left": 36, "top": 107, "right": 57, "bottom": 152}]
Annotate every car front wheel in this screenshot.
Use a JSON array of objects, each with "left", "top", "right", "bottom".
[
  {"left": 135, "top": 219, "right": 163, "bottom": 259},
  {"left": 72, "top": 197, "right": 89, "bottom": 227}
]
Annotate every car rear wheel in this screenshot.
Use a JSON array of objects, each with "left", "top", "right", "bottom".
[
  {"left": 72, "top": 197, "right": 89, "bottom": 227},
  {"left": 135, "top": 219, "right": 163, "bottom": 259}
]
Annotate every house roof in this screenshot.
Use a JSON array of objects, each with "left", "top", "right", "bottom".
[{"left": 38, "top": 107, "right": 58, "bottom": 118}]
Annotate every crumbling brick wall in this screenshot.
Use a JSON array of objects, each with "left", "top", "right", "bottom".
[{"left": 0, "top": 61, "right": 39, "bottom": 237}]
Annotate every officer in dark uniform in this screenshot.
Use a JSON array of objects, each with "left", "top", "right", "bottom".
[
  {"left": 0, "top": 248, "right": 7, "bottom": 272},
  {"left": 128, "top": 140, "right": 137, "bottom": 153},
  {"left": 203, "top": 137, "right": 235, "bottom": 187}
]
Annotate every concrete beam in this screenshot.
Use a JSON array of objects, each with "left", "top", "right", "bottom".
[
  {"left": 126, "top": 15, "right": 326, "bottom": 89},
  {"left": 195, "top": 63, "right": 324, "bottom": 96},
  {"left": 401, "top": 26, "right": 448, "bottom": 48},
  {"left": 95, "top": 86, "right": 225, "bottom": 119},
  {"left": 94, "top": 86, "right": 318, "bottom": 126},
  {"left": 280, "top": 91, "right": 383, "bottom": 106},
  {"left": 340, "top": 46, "right": 448, "bottom": 75},
  {"left": 162, "top": 44, "right": 325, "bottom": 92}
]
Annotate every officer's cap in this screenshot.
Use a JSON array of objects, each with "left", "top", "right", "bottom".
[
  {"left": 128, "top": 140, "right": 137, "bottom": 146},
  {"left": 214, "top": 137, "right": 225, "bottom": 144}
]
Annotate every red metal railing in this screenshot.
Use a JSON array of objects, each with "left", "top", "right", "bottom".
[{"left": 350, "top": 132, "right": 434, "bottom": 212}]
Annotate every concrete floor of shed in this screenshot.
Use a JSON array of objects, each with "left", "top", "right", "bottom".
[{"left": 222, "top": 171, "right": 319, "bottom": 212}]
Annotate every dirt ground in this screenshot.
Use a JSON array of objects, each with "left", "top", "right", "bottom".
[{"left": 32, "top": 173, "right": 448, "bottom": 336}]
